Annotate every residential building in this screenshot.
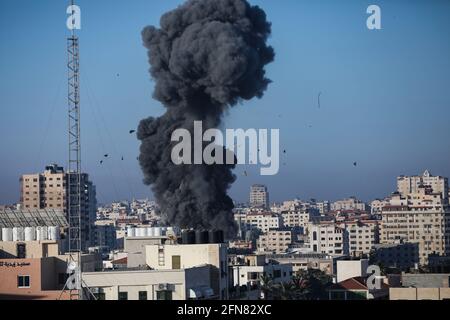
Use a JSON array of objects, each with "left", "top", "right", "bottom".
[
  {"left": 146, "top": 242, "right": 229, "bottom": 299},
  {"left": 380, "top": 184, "right": 450, "bottom": 265},
  {"left": 257, "top": 229, "right": 292, "bottom": 254},
  {"left": 331, "top": 197, "right": 368, "bottom": 212},
  {"left": 397, "top": 170, "right": 449, "bottom": 202},
  {"left": 19, "top": 164, "right": 97, "bottom": 250},
  {"left": 249, "top": 184, "right": 269, "bottom": 208},
  {"left": 309, "top": 222, "right": 348, "bottom": 255}
]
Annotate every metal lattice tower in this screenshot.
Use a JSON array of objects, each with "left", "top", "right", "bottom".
[{"left": 67, "top": 0, "right": 82, "bottom": 300}]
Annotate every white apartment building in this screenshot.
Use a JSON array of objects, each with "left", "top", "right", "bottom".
[
  {"left": 243, "top": 212, "right": 282, "bottom": 233},
  {"left": 250, "top": 184, "right": 269, "bottom": 208},
  {"left": 380, "top": 185, "right": 450, "bottom": 265},
  {"left": 146, "top": 243, "right": 228, "bottom": 299},
  {"left": 257, "top": 229, "right": 293, "bottom": 254},
  {"left": 331, "top": 197, "right": 368, "bottom": 212},
  {"left": 309, "top": 222, "right": 349, "bottom": 255}
]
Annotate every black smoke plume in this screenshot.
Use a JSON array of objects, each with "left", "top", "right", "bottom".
[{"left": 137, "top": 0, "right": 274, "bottom": 237}]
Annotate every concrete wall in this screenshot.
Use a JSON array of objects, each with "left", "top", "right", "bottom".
[
  {"left": 82, "top": 266, "right": 212, "bottom": 300},
  {"left": 124, "top": 237, "right": 164, "bottom": 268},
  {"left": 0, "top": 241, "right": 61, "bottom": 259},
  {"left": 390, "top": 287, "right": 450, "bottom": 300},
  {"left": 336, "top": 259, "right": 369, "bottom": 283}
]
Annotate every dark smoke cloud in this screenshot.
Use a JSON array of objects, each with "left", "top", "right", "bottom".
[{"left": 138, "top": 0, "right": 274, "bottom": 237}]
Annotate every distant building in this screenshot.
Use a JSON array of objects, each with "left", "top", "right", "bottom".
[
  {"left": 240, "top": 212, "right": 281, "bottom": 233},
  {"left": 229, "top": 254, "right": 292, "bottom": 299},
  {"left": 380, "top": 183, "right": 450, "bottom": 265},
  {"left": 397, "top": 170, "right": 449, "bottom": 201},
  {"left": 257, "top": 229, "right": 293, "bottom": 254},
  {"left": 20, "top": 164, "right": 97, "bottom": 250},
  {"left": 309, "top": 222, "right": 349, "bottom": 255},
  {"left": 267, "top": 252, "right": 336, "bottom": 275},
  {"left": 371, "top": 242, "right": 420, "bottom": 270},
  {"left": 250, "top": 184, "right": 269, "bottom": 208},
  {"left": 331, "top": 197, "right": 368, "bottom": 212}
]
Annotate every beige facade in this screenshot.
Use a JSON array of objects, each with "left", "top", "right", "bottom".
[
  {"left": 331, "top": 197, "right": 367, "bottom": 212},
  {"left": 390, "top": 287, "right": 450, "bottom": 300},
  {"left": 257, "top": 229, "right": 292, "bottom": 254},
  {"left": 19, "top": 164, "right": 97, "bottom": 250},
  {"left": 345, "top": 220, "right": 379, "bottom": 256},
  {"left": 381, "top": 187, "right": 450, "bottom": 265},
  {"left": 82, "top": 266, "right": 213, "bottom": 300},
  {"left": 146, "top": 243, "right": 228, "bottom": 299},
  {"left": 397, "top": 170, "right": 449, "bottom": 201},
  {"left": 249, "top": 184, "right": 269, "bottom": 208},
  {"left": 0, "top": 240, "right": 61, "bottom": 259}
]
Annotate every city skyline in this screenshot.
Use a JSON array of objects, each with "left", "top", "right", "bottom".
[{"left": 1, "top": 0, "right": 450, "bottom": 205}]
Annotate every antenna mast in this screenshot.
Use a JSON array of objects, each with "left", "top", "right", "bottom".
[{"left": 67, "top": 0, "right": 82, "bottom": 300}]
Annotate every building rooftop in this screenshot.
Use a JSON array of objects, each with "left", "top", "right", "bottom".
[{"left": 0, "top": 208, "right": 68, "bottom": 228}]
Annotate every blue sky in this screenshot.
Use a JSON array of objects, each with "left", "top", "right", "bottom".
[{"left": 1, "top": 0, "right": 449, "bottom": 204}]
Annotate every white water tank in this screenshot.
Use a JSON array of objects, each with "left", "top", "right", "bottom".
[
  {"left": 48, "top": 226, "right": 60, "bottom": 240},
  {"left": 24, "top": 227, "right": 36, "bottom": 241},
  {"left": 13, "top": 227, "right": 25, "bottom": 241},
  {"left": 160, "top": 227, "right": 167, "bottom": 236},
  {"left": 36, "top": 226, "right": 48, "bottom": 241},
  {"left": 154, "top": 227, "right": 161, "bottom": 237},
  {"left": 138, "top": 228, "right": 147, "bottom": 237},
  {"left": 2, "top": 228, "right": 13, "bottom": 241},
  {"left": 127, "top": 226, "right": 136, "bottom": 237},
  {"left": 146, "top": 227, "right": 153, "bottom": 237}
]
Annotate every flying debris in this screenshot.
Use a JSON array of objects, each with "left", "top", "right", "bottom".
[
  {"left": 104, "top": 154, "right": 109, "bottom": 158},
  {"left": 137, "top": 0, "right": 275, "bottom": 237},
  {"left": 243, "top": 171, "right": 248, "bottom": 177},
  {"left": 353, "top": 162, "right": 357, "bottom": 167},
  {"left": 121, "top": 157, "right": 124, "bottom": 161},
  {"left": 100, "top": 160, "right": 103, "bottom": 165},
  {"left": 129, "top": 130, "right": 136, "bottom": 134},
  {"left": 283, "top": 150, "right": 287, "bottom": 154}
]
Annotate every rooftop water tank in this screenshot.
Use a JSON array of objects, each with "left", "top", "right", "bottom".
[
  {"left": 2, "top": 228, "right": 13, "bottom": 242},
  {"left": 127, "top": 226, "right": 136, "bottom": 237},
  {"left": 13, "top": 227, "right": 25, "bottom": 242},
  {"left": 36, "top": 226, "right": 48, "bottom": 241},
  {"left": 208, "top": 230, "right": 224, "bottom": 244},
  {"left": 48, "top": 226, "right": 60, "bottom": 240},
  {"left": 154, "top": 227, "right": 162, "bottom": 237},
  {"left": 182, "top": 230, "right": 195, "bottom": 244},
  {"left": 24, "top": 227, "right": 36, "bottom": 241},
  {"left": 195, "top": 230, "right": 209, "bottom": 244}
]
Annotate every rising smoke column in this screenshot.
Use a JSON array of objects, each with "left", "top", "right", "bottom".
[{"left": 137, "top": 0, "right": 275, "bottom": 236}]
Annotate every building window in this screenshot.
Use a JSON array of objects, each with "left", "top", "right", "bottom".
[
  {"left": 157, "top": 290, "right": 172, "bottom": 300},
  {"left": 17, "top": 243, "right": 26, "bottom": 259},
  {"left": 118, "top": 292, "right": 128, "bottom": 300},
  {"left": 17, "top": 275, "right": 30, "bottom": 288},
  {"left": 138, "top": 291, "right": 148, "bottom": 300},
  {"left": 172, "top": 255, "right": 181, "bottom": 270}
]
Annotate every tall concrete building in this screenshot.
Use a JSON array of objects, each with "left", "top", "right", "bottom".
[
  {"left": 20, "top": 164, "right": 97, "bottom": 251},
  {"left": 249, "top": 184, "right": 269, "bottom": 208},
  {"left": 397, "top": 170, "right": 449, "bottom": 202},
  {"left": 381, "top": 177, "right": 450, "bottom": 265}
]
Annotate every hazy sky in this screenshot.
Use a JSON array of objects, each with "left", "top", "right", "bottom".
[{"left": 1, "top": 0, "right": 449, "bottom": 205}]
